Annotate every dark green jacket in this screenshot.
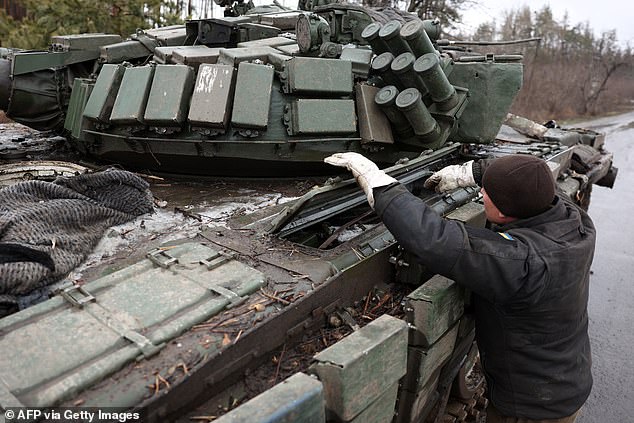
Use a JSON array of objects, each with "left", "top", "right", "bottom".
[{"left": 374, "top": 183, "right": 594, "bottom": 419}]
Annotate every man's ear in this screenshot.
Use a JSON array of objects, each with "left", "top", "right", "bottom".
[{"left": 497, "top": 211, "right": 517, "bottom": 224}]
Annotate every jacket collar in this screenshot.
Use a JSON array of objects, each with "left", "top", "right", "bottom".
[{"left": 493, "top": 196, "right": 585, "bottom": 236}]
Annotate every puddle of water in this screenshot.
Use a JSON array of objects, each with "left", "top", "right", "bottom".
[{"left": 619, "top": 121, "right": 634, "bottom": 130}]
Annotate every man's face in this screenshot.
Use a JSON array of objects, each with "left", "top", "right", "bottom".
[{"left": 481, "top": 187, "right": 513, "bottom": 224}]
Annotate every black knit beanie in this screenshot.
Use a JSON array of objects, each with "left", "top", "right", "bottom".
[{"left": 482, "top": 155, "right": 555, "bottom": 219}]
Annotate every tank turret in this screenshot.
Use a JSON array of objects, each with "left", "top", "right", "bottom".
[{"left": 0, "top": 4, "right": 522, "bottom": 176}]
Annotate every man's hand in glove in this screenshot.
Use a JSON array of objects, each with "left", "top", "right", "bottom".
[
  {"left": 423, "top": 160, "right": 476, "bottom": 193},
  {"left": 324, "top": 152, "right": 397, "bottom": 208}
]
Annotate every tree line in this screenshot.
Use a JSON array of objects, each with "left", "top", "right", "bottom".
[
  {"left": 453, "top": 4, "right": 633, "bottom": 121},
  {"left": 0, "top": 0, "right": 186, "bottom": 48},
  {"left": 1, "top": 0, "right": 632, "bottom": 121}
]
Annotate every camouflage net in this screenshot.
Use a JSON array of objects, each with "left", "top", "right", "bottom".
[{"left": 0, "top": 169, "right": 154, "bottom": 313}]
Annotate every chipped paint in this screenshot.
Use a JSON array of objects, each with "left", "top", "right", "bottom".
[{"left": 195, "top": 66, "right": 230, "bottom": 94}]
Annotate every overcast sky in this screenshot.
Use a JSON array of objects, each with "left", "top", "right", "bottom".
[
  {"left": 457, "top": 0, "right": 632, "bottom": 47},
  {"left": 252, "top": 0, "right": 632, "bottom": 48}
]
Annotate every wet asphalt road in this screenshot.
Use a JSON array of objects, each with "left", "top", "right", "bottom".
[{"left": 577, "top": 111, "right": 634, "bottom": 423}]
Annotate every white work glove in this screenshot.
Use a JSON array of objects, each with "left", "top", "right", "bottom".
[
  {"left": 324, "top": 152, "right": 397, "bottom": 208},
  {"left": 423, "top": 160, "right": 476, "bottom": 193}
]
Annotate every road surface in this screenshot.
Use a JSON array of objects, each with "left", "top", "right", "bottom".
[{"left": 578, "top": 110, "right": 634, "bottom": 423}]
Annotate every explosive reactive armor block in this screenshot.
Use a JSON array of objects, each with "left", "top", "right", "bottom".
[
  {"left": 347, "top": 382, "right": 399, "bottom": 423},
  {"left": 218, "top": 46, "right": 277, "bottom": 66},
  {"left": 404, "top": 322, "right": 459, "bottom": 391},
  {"left": 51, "top": 34, "right": 123, "bottom": 51},
  {"left": 64, "top": 78, "right": 93, "bottom": 140},
  {"left": 355, "top": 84, "right": 393, "bottom": 144},
  {"left": 109, "top": 65, "right": 155, "bottom": 126},
  {"left": 144, "top": 64, "right": 195, "bottom": 127},
  {"left": 171, "top": 46, "right": 221, "bottom": 69},
  {"left": 188, "top": 64, "right": 235, "bottom": 133},
  {"left": 280, "top": 57, "right": 353, "bottom": 95},
  {"left": 267, "top": 52, "right": 293, "bottom": 71},
  {"left": 396, "top": 369, "right": 441, "bottom": 423},
  {"left": 310, "top": 315, "right": 407, "bottom": 421},
  {"left": 259, "top": 12, "right": 304, "bottom": 30},
  {"left": 340, "top": 47, "right": 373, "bottom": 79},
  {"left": 153, "top": 46, "right": 181, "bottom": 64},
  {"left": 276, "top": 43, "right": 300, "bottom": 56},
  {"left": 237, "top": 36, "right": 296, "bottom": 48},
  {"left": 404, "top": 275, "right": 465, "bottom": 347},
  {"left": 212, "top": 373, "right": 326, "bottom": 423},
  {"left": 84, "top": 63, "right": 125, "bottom": 123},
  {"left": 231, "top": 62, "right": 274, "bottom": 131},
  {"left": 283, "top": 99, "right": 357, "bottom": 136}
]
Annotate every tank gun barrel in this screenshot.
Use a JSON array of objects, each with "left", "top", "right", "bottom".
[
  {"left": 271, "top": 0, "right": 291, "bottom": 10},
  {"left": 437, "top": 37, "right": 542, "bottom": 47}
]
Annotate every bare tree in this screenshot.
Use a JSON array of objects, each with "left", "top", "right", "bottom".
[
  {"left": 580, "top": 31, "right": 628, "bottom": 114},
  {"left": 405, "top": 0, "right": 471, "bottom": 28}
]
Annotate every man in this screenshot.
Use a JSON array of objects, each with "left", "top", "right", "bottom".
[{"left": 325, "top": 152, "right": 594, "bottom": 423}]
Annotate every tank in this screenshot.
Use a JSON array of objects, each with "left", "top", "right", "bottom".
[{"left": 0, "top": 2, "right": 618, "bottom": 423}]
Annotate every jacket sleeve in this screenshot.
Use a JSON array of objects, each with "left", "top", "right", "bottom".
[
  {"left": 374, "top": 183, "right": 539, "bottom": 304},
  {"left": 471, "top": 158, "right": 494, "bottom": 186}
]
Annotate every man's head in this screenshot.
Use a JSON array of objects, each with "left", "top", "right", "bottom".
[{"left": 481, "top": 155, "right": 555, "bottom": 223}]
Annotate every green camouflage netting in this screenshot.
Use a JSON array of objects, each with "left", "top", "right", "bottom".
[{"left": 0, "top": 169, "right": 154, "bottom": 313}]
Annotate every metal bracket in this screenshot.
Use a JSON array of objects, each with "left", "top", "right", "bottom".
[
  {"left": 56, "top": 280, "right": 164, "bottom": 359},
  {"left": 86, "top": 304, "right": 165, "bottom": 359},
  {"left": 199, "top": 252, "right": 247, "bottom": 308},
  {"left": 237, "top": 129, "right": 260, "bottom": 138},
  {"left": 124, "top": 330, "right": 165, "bottom": 360},
  {"left": 335, "top": 308, "right": 360, "bottom": 331},
  {"left": 442, "top": 192, "right": 457, "bottom": 205},
  {"left": 207, "top": 284, "right": 247, "bottom": 309},
  {"left": 389, "top": 255, "right": 410, "bottom": 268},
  {"left": 58, "top": 281, "right": 96, "bottom": 309},
  {"left": 357, "top": 242, "right": 376, "bottom": 257},
  {"left": 200, "top": 251, "right": 234, "bottom": 271},
  {"left": 147, "top": 248, "right": 179, "bottom": 269}
]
